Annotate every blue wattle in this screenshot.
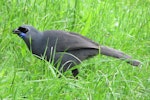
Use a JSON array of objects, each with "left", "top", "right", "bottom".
[{"left": 19, "top": 32, "right": 26, "bottom": 38}]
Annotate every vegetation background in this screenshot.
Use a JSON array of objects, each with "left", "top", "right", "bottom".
[{"left": 0, "top": 0, "right": 150, "bottom": 99}]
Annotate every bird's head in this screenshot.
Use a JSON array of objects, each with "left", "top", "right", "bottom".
[
  {"left": 13, "top": 25, "right": 41, "bottom": 38},
  {"left": 13, "top": 25, "right": 43, "bottom": 49},
  {"left": 13, "top": 25, "right": 29, "bottom": 38}
]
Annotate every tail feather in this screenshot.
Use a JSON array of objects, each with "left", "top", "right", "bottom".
[{"left": 100, "top": 46, "right": 141, "bottom": 66}]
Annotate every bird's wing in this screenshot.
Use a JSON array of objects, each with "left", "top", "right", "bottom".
[{"left": 43, "top": 30, "right": 100, "bottom": 52}]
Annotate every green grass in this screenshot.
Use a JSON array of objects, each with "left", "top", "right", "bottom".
[{"left": 0, "top": 0, "right": 150, "bottom": 99}]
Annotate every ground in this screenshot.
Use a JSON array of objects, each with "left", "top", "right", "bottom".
[{"left": 0, "top": 0, "right": 150, "bottom": 99}]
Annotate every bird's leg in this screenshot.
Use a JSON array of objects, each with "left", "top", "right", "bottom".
[{"left": 72, "top": 69, "right": 79, "bottom": 78}]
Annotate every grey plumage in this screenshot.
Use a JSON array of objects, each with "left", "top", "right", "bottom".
[{"left": 13, "top": 25, "right": 141, "bottom": 77}]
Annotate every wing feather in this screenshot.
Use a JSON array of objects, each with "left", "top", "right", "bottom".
[{"left": 43, "top": 30, "right": 100, "bottom": 52}]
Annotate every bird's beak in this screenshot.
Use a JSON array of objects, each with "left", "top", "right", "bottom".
[{"left": 12, "top": 29, "right": 21, "bottom": 35}]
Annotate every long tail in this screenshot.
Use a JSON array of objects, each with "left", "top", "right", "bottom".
[{"left": 100, "top": 46, "right": 141, "bottom": 66}]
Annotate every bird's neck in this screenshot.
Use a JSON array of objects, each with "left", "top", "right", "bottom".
[{"left": 23, "top": 33, "right": 43, "bottom": 53}]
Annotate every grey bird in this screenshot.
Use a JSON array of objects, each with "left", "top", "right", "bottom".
[{"left": 13, "top": 25, "right": 141, "bottom": 77}]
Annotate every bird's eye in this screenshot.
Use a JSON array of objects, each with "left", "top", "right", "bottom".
[{"left": 18, "top": 27, "right": 28, "bottom": 33}]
